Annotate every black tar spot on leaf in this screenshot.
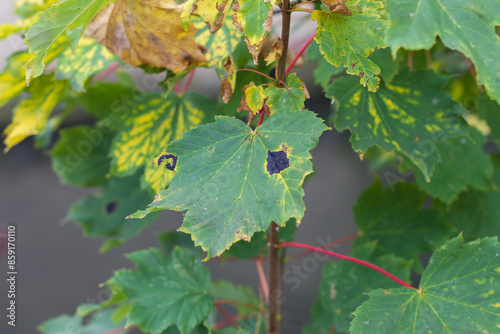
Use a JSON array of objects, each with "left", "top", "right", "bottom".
[
  {"left": 158, "top": 154, "right": 178, "bottom": 171},
  {"left": 267, "top": 150, "right": 289, "bottom": 175},
  {"left": 106, "top": 201, "right": 118, "bottom": 214}
]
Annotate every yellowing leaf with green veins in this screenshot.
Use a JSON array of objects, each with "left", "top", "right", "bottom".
[
  {"left": 131, "top": 109, "right": 328, "bottom": 259},
  {"left": 238, "top": 82, "right": 266, "bottom": 114},
  {"left": 86, "top": 0, "right": 206, "bottom": 74},
  {"left": 194, "top": 14, "right": 242, "bottom": 70},
  {"left": 385, "top": 0, "right": 500, "bottom": 105},
  {"left": 327, "top": 69, "right": 467, "bottom": 180},
  {"left": 3, "top": 75, "right": 67, "bottom": 152},
  {"left": 233, "top": 0, "right": 275, "bottom": 63},
  {"left": 181, "top": 0, "right": 196, "bottom": 30},
  {"left": 55, "top": 37, "right": 118, "bottom": 91},
  {"left": 190, "top": 0, "right": 233, "bottom": 34},
  {"left": 23, "top": 0, "right": 112, "bottom": 84},
  {"left": 0, "top": 52, "right": 32, "bottom": 109},
  {"left": 312, "top": 0, "right": 387, "bottom": 92},
  {"left": 108, "top": 92, "right": 217, "bottom": 193},
  {"left": 0, "top": 39, "right": 66, "bottom": 109},
  {"left": 350, "top": 235, "right": 500, "bottom": 334}
]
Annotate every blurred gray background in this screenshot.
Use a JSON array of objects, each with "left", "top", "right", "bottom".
[{"left": 0, "top": 1, "right": 373, "bottom": 333}]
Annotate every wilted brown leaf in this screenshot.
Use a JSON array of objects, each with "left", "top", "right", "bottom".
[
  {"left": 85, "top": 0, "right": 206, "bottom": 73},
  {"left": 321, "top": 0, "right": 352, "bottom": 15},
  {"left": 220, "top": 57, "right": 237, "bottom": 103},
  {"left": 264, "top": 37, "right": 284, "bottom": 66}
]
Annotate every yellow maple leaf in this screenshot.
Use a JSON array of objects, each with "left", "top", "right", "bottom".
[{"left": 3, "top": 75, "right": 66, "bottom": 152}]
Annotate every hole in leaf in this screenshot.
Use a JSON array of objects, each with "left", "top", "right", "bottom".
[
  {"left": 105, "top": 201, "right": 118, "bottom": 214},
  {"left": 157, "top": 154, "right": 178, "bottom": 171},
  {"left": 266, "top": 150, "right": 290, "bottom": 175}
]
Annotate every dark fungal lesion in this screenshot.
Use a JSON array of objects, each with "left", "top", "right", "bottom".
[
  {"left": 157, "top": 154, "right": 178, "bottom": 171},
  {"left": 266, "top": 149, "right": 290, "bottom": 175}
]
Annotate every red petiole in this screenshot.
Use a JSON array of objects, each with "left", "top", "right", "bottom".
[{"left": 277, "top": 241, "right": 416, "bottom": 289}]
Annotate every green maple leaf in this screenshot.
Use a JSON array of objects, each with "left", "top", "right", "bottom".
[
  {"left": 263, "top": 74, "right": 307, "bottom": 115},
  {"left": 306, "top": 41, "right": 344, "bottom": 89},
  {"left": 104, "top": 248, "right": 213, "bottom": 334},
  {"left": 385, "top": 0, "right": 500, "bottom": 104},
  {"left": 303, "top": 241, "right": 411, "bottom": 334},
  {"left": 23, "top": 0, "right": 112, "bottom": 83},
  {"left": 131, "top": 109, "right": 328, "bottom": 258},
  {"left": 312, "top": 0, "right": 388, "bottom": 92},
  {"left": 413, "top": 127, "right": 493, "bottom": 204},
  {"left": 350, "top": 235, "right": 500, "bottom": 333},
  {"left": 56, "top": 37, "right": 118, "bottom": 91},
  {"left": 353, "top": 180, "right": 454, "bottom": 268},
  {"left": 327, "top": 69, "right": 467, "bottom": 180},
  {"left": 66, "top": 174, "right": 160, "bottom": 252},
  {"left": 51, "top": 125, "right": 113, "bottom": 187},
  {"left": 108, "top": 92, "right": 217, "bottom": 193},
  {"left": 439, "top": 154, "right": 500, "bottom": 240},
  {"left": 38, "top": 309, "right": 129, "bottom": 334}
]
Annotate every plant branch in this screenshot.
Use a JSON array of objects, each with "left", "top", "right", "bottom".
[
  {"left": 215, "top": 303, "right": 241, "bottom": 329},
  {"left": 268, "top": 222, "right": 280, "bottom": 333},
  {"left": 285, "top": 32, "right": 317, "bottom": 76},
  {"left": 278, "top": 242, "right": 416, "bottom": 289},
  {"left": 276, "top": 248, "right": 286, "bottom": 334},
  {"left": 276, "top": 0, "right": 292, "bottom": 84},
  {"left": 256, "top": 257, "right": 270, "bottom": 301},
  {"left": 256, "top": 110, "right": 266, "bottom": 127},
  {"left": 285, "top": 232, "right": 359, "bottom": 260},
  {"left": 180, "top": 69, "right": 196, "bottom": 94}
]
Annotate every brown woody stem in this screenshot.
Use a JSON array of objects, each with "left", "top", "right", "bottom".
[{"left": 268, "top": 222, "right": 280, "bottom": 333}]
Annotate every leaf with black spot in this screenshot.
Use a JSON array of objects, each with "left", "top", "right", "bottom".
[{"left": 131, "top": 109, "right": 328, "bottom": 258}]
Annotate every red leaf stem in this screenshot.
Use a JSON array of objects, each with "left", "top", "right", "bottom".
[
  {"left": 285, "top": 32, "right": 317, "bottom": 76},
  {"left": 255, "top": 257, "right": 269, "bottom": 301},
  {"left": 180, "top": 69, "right": 196, "bottom": 95},
  {"left": 277, "top": 241, "right": 416, "bottom": 289},
  {"left": 215, "top": 303, "right": 241, "bottom": 329}
]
